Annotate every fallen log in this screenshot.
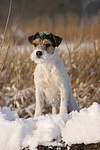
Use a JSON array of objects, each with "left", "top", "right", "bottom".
[
  {"left": 37, "top": 142, "right": 100, "bottom": 150},
  {"left": 22, "top": 142, "right": 100, "bottom": 150}
]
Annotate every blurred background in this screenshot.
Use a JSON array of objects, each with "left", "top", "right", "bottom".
[{"left": 0, "top": 0, "right": 100, "bottom": 118}]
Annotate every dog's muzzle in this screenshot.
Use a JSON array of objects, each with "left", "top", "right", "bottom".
[{"left": 36, "top": 51, "right": 42, "bottom": 58}]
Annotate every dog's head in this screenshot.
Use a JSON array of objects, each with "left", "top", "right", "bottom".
[{"left": 28, "top": 32, "right": 62, "bottom": 63}]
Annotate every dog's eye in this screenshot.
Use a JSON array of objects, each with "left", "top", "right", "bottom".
[
  {"left": 45, "top": 44, "right": 51, "bottom": 48},
  {"left": 33, "top": 43, "right": 38, "bottom": 47}
]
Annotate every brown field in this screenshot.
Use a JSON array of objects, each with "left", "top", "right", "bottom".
[{"left": 0, "top": 15, "right": 100, "bottom": 118}]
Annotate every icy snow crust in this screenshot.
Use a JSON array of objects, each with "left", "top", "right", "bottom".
[{"left": 0, "top": 102, "right": 100, "bottom": 150}]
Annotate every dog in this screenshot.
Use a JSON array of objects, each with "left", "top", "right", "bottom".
[{"left": 28, "top": 32, "right": 79, "bottom": 116}]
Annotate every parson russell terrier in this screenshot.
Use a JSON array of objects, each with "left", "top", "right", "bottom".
[{"left": 28, "top": 32, "right": 79, "bottom": 116}]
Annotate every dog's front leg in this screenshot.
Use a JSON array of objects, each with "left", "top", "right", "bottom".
[
  {"left": 35, "top": 87, "right": 44, "bottom": 117},
  {"left": 52, "top": 107, "right": 59, "bottom": 114},
  {"left": 60, "top": 85, "right": 69, "bottom": 114}
]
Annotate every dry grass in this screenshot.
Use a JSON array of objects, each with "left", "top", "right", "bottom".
[
  {"left": 59, "top": 44, "right": 100, "bottom": 108},
  {"left": 0, "top": 45, "right": 35, "bottom": 118},
  {"left": 0, "top": 15, "right": 100, "bottom": 118}
]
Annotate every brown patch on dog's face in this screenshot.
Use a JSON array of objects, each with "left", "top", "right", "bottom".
[
  {"left": 43, "top": 39, "right": 52, "bottom": 45},
  {"left": 32, "top": 38, "right": 55, "bottom": 54}
]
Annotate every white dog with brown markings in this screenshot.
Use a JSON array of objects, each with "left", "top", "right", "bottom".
[{"left": 28, "top": 32, "right": 79, "bottom": 117}]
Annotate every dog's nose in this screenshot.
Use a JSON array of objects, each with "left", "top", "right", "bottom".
[{"left": 36, "top": 51, "right": 42, "bottom": 57}]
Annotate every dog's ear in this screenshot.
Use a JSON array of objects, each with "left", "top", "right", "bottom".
[
  {"left": 50, "top": 33, "right": 62, "bottom": 47},
  {"left": 28, "top": 32, "right": 39, "bottom": 44}
]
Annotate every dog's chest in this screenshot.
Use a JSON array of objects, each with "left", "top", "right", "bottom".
[
  {"left": 35, "top": 64, "right": 60, "bottom": 88},
  {"left": 34, "top": 64, "right": 61, "bottom": 105}
]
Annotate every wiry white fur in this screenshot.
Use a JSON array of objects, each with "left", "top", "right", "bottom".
[
  {"left": 31, "top": 47, "right": 79, "bottom": 116},
  {"left": 30, "top": 46, "right": 55, "bottom": 64}
]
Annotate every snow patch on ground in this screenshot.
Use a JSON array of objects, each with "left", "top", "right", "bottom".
[
  {"left": 0, "top": 102, "right": 100, "bottom": 150},
  {"left": 62, "top": 102, "right": 100, "bottom": 145}
]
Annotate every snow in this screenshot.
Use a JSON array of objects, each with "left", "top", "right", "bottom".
[
  {"left": 0, "top": 102, "right": 100, "bottom": 150},
  {"left": 58, "top": 40, "right": 99, "bottom": 51},
  {"left": 62, "top": 102, "right": 100, "bottom": 145}
]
